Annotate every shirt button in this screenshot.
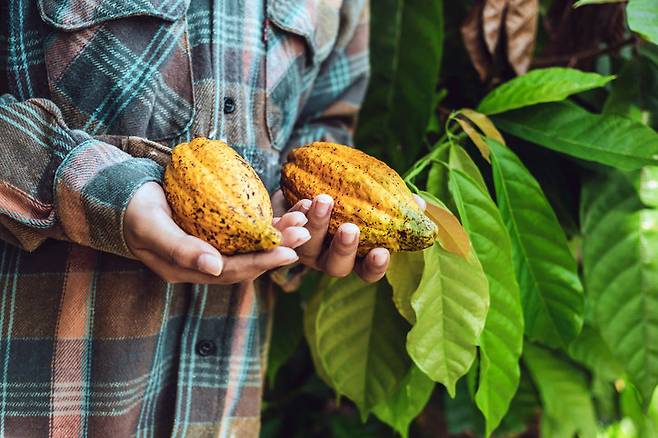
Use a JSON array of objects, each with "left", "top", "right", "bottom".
[
  {"left": 196, "top": 339, "right": 217, "bottom": 356},
  {"left": 223, "top": 97, "right": 236, "bottom": 114}
]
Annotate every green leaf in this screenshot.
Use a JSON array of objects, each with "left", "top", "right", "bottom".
[
  {"left": 568, "top": 325, "right": 624, "bottom": 382},
  {"left": 426, "top": 145, "right": 451, "bottom": 202},
  {"left": 372, "top": 365, "right": 435, "bottom": 438},
  {"left": 492, "top": 101, "right": 658, "bottom": 171},
  {"left": 602, "top": 54, "right": 658, "bottom": 127},
  {"left": 315, "top": 276, "right": 410, "bottom": 417},
  {"left": 303, "top": 277, "right": 335, "bottom": 387},
  {"left": 488, "top": 139, "right": 584, "bottom": 347},
  {"left": 628, "top": 0, "right": 658, "bottom": 45},
  {"left": 448, "top": 144, "right": 487, "bottom": 190},
  {"left": 574, "top": 0, "right": 626, "bottom": 6},
  {"left": 582, "top": 171, "right": 658, "bottom": 404},
  {"left": 477, "top": 68, "right": 614, "bottom": 115},
  {"left": 523, "top": 342, "right": 598, "bottom": 438},
  {"left": 444, "top": 379, "right": 484, "bottom": 436},
  {"left": 448, "top": 164, "right": 524, "bottom": 436},
  {"left": 355, "top": 0, "right": 444, "bottom": 169},
  {"left": 639, "top": 166, "right": 658, "bottom": 208},
  {"left": 267, "top": 292, "right": 303, "bottom": 387},
  {"left": 497, "top": 371, "right": 541, "bottom": 435},
  {"left": 406, "top": 242, "right": 489, "bottom": 396},
  {"left": 386, "top": 251, "right": 425, "bottom": 324}
]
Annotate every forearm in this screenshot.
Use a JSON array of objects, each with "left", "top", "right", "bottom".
[{"left": 0, "top": 94, "right": 162, "bottom": 256}]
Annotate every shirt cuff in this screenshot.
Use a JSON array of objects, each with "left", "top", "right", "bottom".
[{"left": 54, "top": 138, "right": 164, "bottom": 258}]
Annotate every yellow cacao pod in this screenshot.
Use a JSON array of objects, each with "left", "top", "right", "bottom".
[
  {"left": 281, "top": 142, "right": 438, "bottom": 255},
  {"left": 163, "top": 138, "right": 282, "bottom": 255}
]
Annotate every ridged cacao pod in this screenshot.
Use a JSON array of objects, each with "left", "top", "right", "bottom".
[
  {"left": 281, "top": 142, "right": 438, "bottom": 255},
  {"left": 163, "top": 137, "right": 282, "bottom": 254}
]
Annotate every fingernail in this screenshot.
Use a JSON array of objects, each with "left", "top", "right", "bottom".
[
  {"left": 340, "top": 224, "right": 358, "bottom": 245},
  {"left": 314, "top": 195, "right": 333, "bottom": 217},
  {"left": 372, "top": 251, "right": 388, "bottom": 267},
  {"left": 300, "top": 199, "right": 312, "bottom": 211},
  {"left": 198, "top": 253, "right": 222, "bottom": 276},
  {"left": 297, "top": 228, "right": 311, "bottom": 244},
  {"left": 281, "top": 248, "right": 299, "bottom": 264}
]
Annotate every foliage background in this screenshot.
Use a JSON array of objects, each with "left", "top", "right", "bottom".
[{"left": 262, "top": 0, "right": 658, "bottom": 436}]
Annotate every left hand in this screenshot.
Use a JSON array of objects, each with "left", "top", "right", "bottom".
[{"left": 271, "top": 190, "right": 426, "bottom": 284}]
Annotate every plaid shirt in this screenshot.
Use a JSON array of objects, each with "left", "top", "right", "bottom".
[{"left": 0, "top": 0, "right": 369, "bottom": 436}]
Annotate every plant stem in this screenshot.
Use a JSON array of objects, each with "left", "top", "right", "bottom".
[{"left": 531, "top": 37, "right": 636, "bottom": 68}]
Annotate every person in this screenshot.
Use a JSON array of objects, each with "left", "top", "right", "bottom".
[{"left": 0, "top": 0, "right": 396, "bottom": 436}]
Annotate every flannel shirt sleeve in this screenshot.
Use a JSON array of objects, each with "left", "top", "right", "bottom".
[
  {"left": 281, "top": 0, "right": 370, "bottom": 158},
  {"left": 0, "top": 94, "right": 163, "bottom": 257}
]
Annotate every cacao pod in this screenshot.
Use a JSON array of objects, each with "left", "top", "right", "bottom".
[
  {"left": 163, "top": 137, "right": 282, "bottom": 254},
  {"left": 281, "top": 142, "right": 438, "bottom": 255}
]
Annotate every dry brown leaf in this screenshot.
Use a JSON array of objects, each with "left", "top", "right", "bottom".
[
  {"left": 461, "top": 0, "right": 493, "bottom": 81},
  {"left": 459, "top": 109, "right": 506, "bottom": 146},
  {"left": 483, "top": 0, "right": 508, "bottom": 55},
  {"left": 424, "top": 202, "right": 471, "bottom": 259},
  {"left": 505, "top": 0, "right": 539, "bottom": 74},
  {"left": 455, "top": 118, "right": 491, "bottom": 162}
]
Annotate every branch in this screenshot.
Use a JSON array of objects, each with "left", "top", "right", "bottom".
[{"left": 531, "top": 37, "right": 635, "bottom": 68}]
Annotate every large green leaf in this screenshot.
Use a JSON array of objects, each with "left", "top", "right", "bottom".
[
  {"left": 523, "top": 342, "right": 598, "bottom": 438},
  {"left": 448, "top": 161, "right": 524, "bottom": 436},
  {"left": 303, "top": 281, "right": 334, "bottom": 387},
  {"left": 315, "top": 276, "right": 410, "bottom": 416},
  {"left": 568, "top": 325, "right": 624, "bottom": 382},
  {"left": 627, "top": 0, "right": 658, "bottom": 45},
  {"left": 355, "top": 0, "right": 443, "bottom": 169},
  {"left": 372, "top": 365, "right": 435, "bottom": 438},
  {"left": 603, "top": 53, "right": 658, "bottom": 127},
  {"left": 478, "top": 68, "right": 614, "bottom": 115},
  {"left": 406, "top": 242, "right": 489, "bottom": 396},
  {"left": 492, "top": 101, "right": 658, "bottom": 170},
  {"left": 267, "top": 292, "right": 303, "bottom": 387},
  {"left": 497, "top": 371, "right": 540, "bottom": 435},
  {"left": 448, "top": 144, "right": 487, "bottom": 189},
  {"left": 582, "top": 171, "right": 658, "bottom": 404},
  {"left": 488, "top": 139, "right": 584, "bottom": 347},
  {"left": 386, "top": 251, "right": 425, "bottom": 324}
]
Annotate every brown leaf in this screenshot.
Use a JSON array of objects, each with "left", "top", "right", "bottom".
[
  {"left": 459, "top": 109, "right": 506, "bottom": 146},
  {"left": 455, "top": 118, "right": 491, "bottom": 163},
  {"left": 505, "top": 0, "right": 539, "bottom": 74},
  {"left": 461, "top": 0, "right": 493, "bottom": 81},
  {"left": 424, "top": 202, "right": 471, "bottom": 259},
  {"left": 483, "top": 0, "right": 508, "bottom": 55}
]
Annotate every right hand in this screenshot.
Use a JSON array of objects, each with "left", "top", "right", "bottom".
[{"left": 123, "top": 182, "right": 311, "bottom": 284}]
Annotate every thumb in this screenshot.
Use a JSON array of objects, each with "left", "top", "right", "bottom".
[{"left": 135, "top": 207, "right": 223, "bottom": 276}]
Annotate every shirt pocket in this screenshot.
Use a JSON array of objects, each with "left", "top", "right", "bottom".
[
  {"left": 38, "top": 0, "right": 195, "bottom": 141},
  {"left": 265, "top": 0, "right": 342, "bottom": 151}
]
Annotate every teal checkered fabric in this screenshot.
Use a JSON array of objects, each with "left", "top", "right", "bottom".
[{"left": 0, "top": 0, "right": 369, "bottom": 435}]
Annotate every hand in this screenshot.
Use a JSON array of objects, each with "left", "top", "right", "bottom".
[
  {"left": 124, "top": 182, "right": 311, "bottom": 284},
  {"left": 271, "top": 190, "right": 427, "bottom": 284}
]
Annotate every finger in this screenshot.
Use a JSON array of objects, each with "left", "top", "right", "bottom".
[
  {"left": 289, "top": 198, "right": 312, "bottom": 214},
  {"left": 355, "top": 248, "right": 390, "bottom": 283},
  {"left": 297, "top": 194, "right": 333, "bottom": 261},
  {"left": 413, "top": 194, "right": 426, "bottom": 211},
  {"left": 137, "top": 249, "right": 228, "bottom": 284},
  {"left": 281, "top": 226, "right": 311, "bottom": 248},
  {"left": 220, "top": 247, "right": 299, "bottom": 282},
  {"left": 321, "top": 223, "right": 359, "bottom": 278},
  {"left": 130, "top": 207, "right": 223, "bottom": 275},
  {"left": 271, "top": 190, "right": 288, "bottom": 217},
  {"left": 274, "top": 211, "right": 308, "bottom": 231}
]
